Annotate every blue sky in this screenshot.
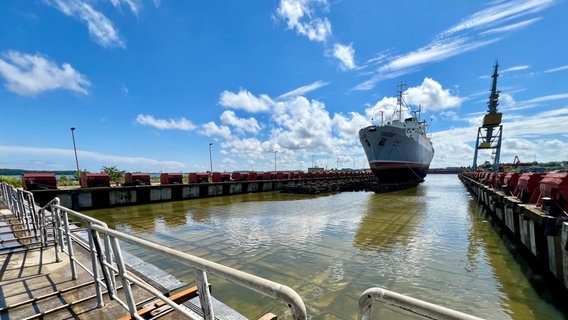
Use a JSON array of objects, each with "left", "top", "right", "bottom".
[{"left": 1, "top": 0, "right": 567, "bottom": 173}]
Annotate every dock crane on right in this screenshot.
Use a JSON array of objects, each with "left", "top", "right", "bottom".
[{"left": 472, "top": 61, "right": 503, "bottom": 172}]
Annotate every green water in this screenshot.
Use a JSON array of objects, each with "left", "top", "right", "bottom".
[{"left": 86, "top": 175, "right": 566, "bottom": 319}]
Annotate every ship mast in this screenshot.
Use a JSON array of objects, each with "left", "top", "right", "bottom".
[{"left": 396, "top": 82, "right": 406, "bottom": 121}]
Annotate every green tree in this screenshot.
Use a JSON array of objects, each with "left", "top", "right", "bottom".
[
  {"left": 102, "top": 166, "right": 126, "bottom": 183},
  {"left": 73, "top": 169, "right": 89, "bottom": 181},
  {"left": 0, "top": 176, "right": 22, "bottom": 188},
  {"left": 58, "top": 175, "right": 76, "bottom": 187}
]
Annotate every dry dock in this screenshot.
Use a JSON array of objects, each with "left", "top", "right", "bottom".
[{"left": 1, "top": 180, "right": 490, "bottom": 319}]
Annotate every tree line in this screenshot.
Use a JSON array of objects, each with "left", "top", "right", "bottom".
[{"left": 0, "top": 168, "right": 76, "bottom": 176}]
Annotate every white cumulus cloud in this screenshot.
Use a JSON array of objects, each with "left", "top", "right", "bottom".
[
  {"left": 405, "top": 78, "right": 463, "bottom": 112},
  {"left": 219, "top": 89, "right": 273, "bottom": 113},
  {"left": 135, "top": 114, "right": 197, "bottom": 130},
  {"left": 0, "top": 51, "right": 90, "bottom": 96},
  {"left": 201, "top": 122, "right": 232, "bottom": 140},
  {"left": 276, "top": 0, "right": 332, "bottom": 42},
  {"left": 220, "top": 110, "right": 260, "bottom": 135}
]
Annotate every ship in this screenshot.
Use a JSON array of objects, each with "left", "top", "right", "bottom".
[{"left": 359, "top": 83, "right": 434, "bottom": 184}]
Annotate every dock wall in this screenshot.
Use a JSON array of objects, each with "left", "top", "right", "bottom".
[
  {"left": 459, "top": 173, "right": 568, "bottom": 292},
  {"left": 29, "top": 177, "right": 368, "bottom": 210},
  {"left": 30, "top": 181, "right": 281, "bottom": 210}
]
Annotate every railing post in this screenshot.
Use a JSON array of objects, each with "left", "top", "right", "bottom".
[
  {"left": 358, "top": 290, "right": 374, "bottom": 320},
  {"left": 37, "top": 208, "right": 45, "bottom": 246},
  {"left": 11, "top": 187, "right": 18, "bottom": 215},
  {"left": 62, "top": 209, "right": 78, "bottom": 279},
  {"left": 108, "top": 236, "right": 139, "bottom": 317},
  {"left": 21, "top": 190, "right": 39, "bottom": 237},
  {"left": 28, "top": 193, "right": 40, "bottom": 238},
  {"left": 51, "top": 202, "right": 63, "bottom": 262},
  {"left": 103, "top": 235, "right": 117, "bottom": 298},
  {"left": 196, "top": 269, "right": 215, "bottom": 320},
  {"left": 87, "top": 222, "right": 105, "bottom": 307}
]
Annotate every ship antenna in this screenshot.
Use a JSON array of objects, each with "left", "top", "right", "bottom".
[{"left": 380, "top": 111, "right": 384, "bottom": 126}]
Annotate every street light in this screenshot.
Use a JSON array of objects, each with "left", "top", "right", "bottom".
[
  {"left": 209, "top": 143, "right": 213, "bottom": 172},
  {"left": 70, "top": 127, "right": 81, "bottom": 178},
  {"left": 274, "top": 150, "right": 278, "bottom": 172}
]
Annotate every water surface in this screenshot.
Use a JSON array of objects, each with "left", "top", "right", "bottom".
[{"left": 87, "top": 175, "right": 566, "bottom": 319}]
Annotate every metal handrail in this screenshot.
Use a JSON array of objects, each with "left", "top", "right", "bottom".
[
  {"left": 0, "top": 183, "right": 44, "bottom": 244},
  {"left": 50, "top": 199, "right": 114, "bottom": 308},
  {"left": 1, "top": 184, "right": 307, "bottom": 319},
  {"left": 358, "top": 287, "right": 484, "bottom": 320},
  {"left": 3, "top": 186, "right": 307, "bottom": 319},
  {"left": 92, "top": 224, "right": 308, "bottom": 320}
]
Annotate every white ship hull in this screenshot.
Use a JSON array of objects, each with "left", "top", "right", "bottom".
[{"left": 359, "top": 121, "right": 434, "bottom": 183}]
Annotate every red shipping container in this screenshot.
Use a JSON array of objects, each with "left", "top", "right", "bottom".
[
  {"left": 80, "top": 173, "right": 111, "bottom": 188},
  {"left": 21, "top": 173, "right": 57, "bottom": 190},
  {"left": 160, "top": 173, "right": 183, "bottom": 185}
]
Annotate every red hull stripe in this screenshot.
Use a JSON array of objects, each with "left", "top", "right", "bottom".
[{"left": 369, "top": 162, "right": 429, "bottom": 170}]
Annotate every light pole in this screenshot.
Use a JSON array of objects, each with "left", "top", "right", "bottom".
[
  {"left": 70, "top": 127, "right": 81, "bottom": 178},
  {"left": 274, "top": 150, "right": 278, "bottom": 172},
  {"left": 208, "top": 143, "right": 213, "bottom": 172}
]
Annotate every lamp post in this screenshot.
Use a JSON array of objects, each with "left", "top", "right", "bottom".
[
  {"left": 70, "top": 127, "right": 81, "bottom": 178},
  {"left": 209, "top": 143, "right": 213, "bottom": 172},
  {"left": 274, "top": 150, "right": 278, "bottom": 172}
]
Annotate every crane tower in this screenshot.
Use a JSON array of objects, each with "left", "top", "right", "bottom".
[{"left": 472, "top": 62, "right": 503, "bottom": 172}]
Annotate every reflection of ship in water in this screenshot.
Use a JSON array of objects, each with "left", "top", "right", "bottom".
[{"left": 353, "top": 187, "right": 426, "bottom": 251}]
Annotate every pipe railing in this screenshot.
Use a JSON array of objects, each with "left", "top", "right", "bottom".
[
  {"left": 49, "top": 199, "right": 114, "bottom": 308},
  {"left": 92, "top": 225, "right": 307, "bottom": 319},
  {"left": 0, "top": 183, "right": 45, "bottom": 245},
  {"left": 358, "top": 287, "right": 484, "bottom": 320}
]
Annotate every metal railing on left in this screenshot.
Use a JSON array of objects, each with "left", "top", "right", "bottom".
[
  {"left": 1, "top": 182, "right": 308, "bottom": 319},
  {"left": 0, "top": 182, "right": 48, "bottom": 247}
]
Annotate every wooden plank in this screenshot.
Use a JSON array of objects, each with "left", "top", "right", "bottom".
[
  {"left": 118, "top": 285, "right": 199, "bottom": 320},
  {"left": 258, "top": 313, "right": 277, "bottom": 320}
]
